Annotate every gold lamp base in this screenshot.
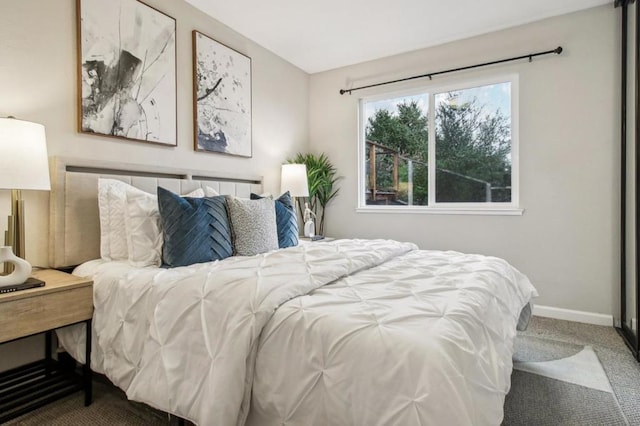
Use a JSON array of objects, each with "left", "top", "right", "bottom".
[{"left": 4, "top": 189, "right": 25, "bottom": 275}]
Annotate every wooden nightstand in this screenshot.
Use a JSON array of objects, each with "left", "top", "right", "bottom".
[{"left": 0, "top": 269, "right": 93, "bottom": 423}]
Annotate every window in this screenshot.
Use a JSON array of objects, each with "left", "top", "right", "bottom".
[{"left": 358, "top": 76, "right": 519, "bottom": 214}]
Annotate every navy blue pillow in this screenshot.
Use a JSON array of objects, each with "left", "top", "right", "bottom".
[
  {"left": 251, "top": 192, "right": 298, "bottom": 248},
  {"left": 158, "top": 187, "right": 233, "bottom": 267}
]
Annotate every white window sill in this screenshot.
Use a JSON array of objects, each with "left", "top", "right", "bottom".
[{"left": 356, "top": 206, "right": 524, "bottom": 216}]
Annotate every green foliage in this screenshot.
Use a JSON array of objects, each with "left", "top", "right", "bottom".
[
  {"left": 366, "top": 101, "right": 428, "bottom": 160},
  {"left": 364, "top": 94, "right": 511, "bottom": 204},
  {"left": 365, "top": 101, "right": 429, "bottom": 204},
  {"left": 287, "top": 153, "right": 340, "bottom": 235},
  {"left": 435, "top": 94, "right": 511, "bottom": 202}
]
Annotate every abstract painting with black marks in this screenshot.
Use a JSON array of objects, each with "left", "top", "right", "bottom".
[
  {"left": 194, "top": 31, "right": 251, "bottom": 157},
  {"left": 79, "top": 0, "right": 176, "bottom": 145}
]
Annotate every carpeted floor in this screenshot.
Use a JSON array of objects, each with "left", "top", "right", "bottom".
[
  {"left": 503, "top": 316, "right": 639, "bottom": 426},
  {"left": 5, "top": 316, "right": 640, "bottom": 425},
  {"left": 4, "top": 379, "right": 167, "bottom": 425}
]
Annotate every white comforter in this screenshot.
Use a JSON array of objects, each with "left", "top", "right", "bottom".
[{"left": 58, "top": 239, "right": 536, "bottom": 425}]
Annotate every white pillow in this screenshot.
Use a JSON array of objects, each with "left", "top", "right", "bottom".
[
  {"left": 124, "top": 186, "right": 204, "bottom": 267},
  {"left": 204, "top": 186, "right": 219, "bottom": 197},
  {"left": 98, "top": 178, "right": 205, "bottom": 265},
  {"left": 98, "top": 179, "right": 132, "bottom": 261}
]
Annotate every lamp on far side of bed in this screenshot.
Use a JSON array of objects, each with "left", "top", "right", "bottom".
[
  {"left": 0, "top": 117, "right": 50, "bottom": 285},
  {"left": 280, "top": 163, "right": 309, "bottom": 231}
]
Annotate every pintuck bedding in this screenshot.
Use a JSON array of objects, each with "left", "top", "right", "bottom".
[{"left": 57, "top": 238, "right": 537, "bottom": 426}]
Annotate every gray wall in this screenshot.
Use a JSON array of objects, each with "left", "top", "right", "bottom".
[
  {"left": 0, "top": 0, "right": 310, "bottom": 371},
  {"left": 0, "top": 0, "right": 310, "bottom": 267},
  {"left": 309, "top": 5, "right": 619, "bottom": 316}
]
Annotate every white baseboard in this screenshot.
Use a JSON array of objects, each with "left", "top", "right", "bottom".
[{"left": 533, "top": 304, "right": 613, "bottom": 327}]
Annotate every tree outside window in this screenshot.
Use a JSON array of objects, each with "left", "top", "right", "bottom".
[{"left": 362, "top": 80, "right": 514, "bottom": 208}]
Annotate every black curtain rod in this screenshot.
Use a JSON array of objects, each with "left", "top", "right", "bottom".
[{"left": 339, "top": 46, "right": 563, "bottom": 95}]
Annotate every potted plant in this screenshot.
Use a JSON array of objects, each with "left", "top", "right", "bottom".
[{"left": 288, "top": 153, "right": 340, "bottom": 236}]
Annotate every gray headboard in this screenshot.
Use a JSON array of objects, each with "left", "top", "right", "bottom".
[{"left": 49, "top": 157, "right": 263, "bottom": 268}]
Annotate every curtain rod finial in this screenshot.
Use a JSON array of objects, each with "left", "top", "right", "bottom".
[
  {"left": 555, "top": 46, "right": 563, "bottom": 54},
  {"left": 339, "top": 89, "right": 351, "bottom": 95}
]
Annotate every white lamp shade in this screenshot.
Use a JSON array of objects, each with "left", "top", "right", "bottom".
[
  {"left": 0, "top": 118, "right": 50, "bottom": 191},
  {"left": 281, "top": 164, "right": 309, "bottom": 197}
]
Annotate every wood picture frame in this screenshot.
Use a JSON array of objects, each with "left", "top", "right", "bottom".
[
  {"left": 77, "top": 0, "right": 177, "bottom": 146},
  {"left": 192, "top": 30, "right": 252, "bottom": 157}
]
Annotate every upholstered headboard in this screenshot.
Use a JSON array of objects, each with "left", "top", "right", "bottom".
[{"left": 49, "top": 157, "right": 263, "bottom": 268}]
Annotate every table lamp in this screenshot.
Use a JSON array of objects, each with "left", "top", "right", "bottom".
[
  {"left": 0, "top": 117, "right": 50, "bottom": 286},
  {"left": 280, "top": 164, "right": 309, "bottom": 232}
]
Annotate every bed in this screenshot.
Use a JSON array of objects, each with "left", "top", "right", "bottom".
[{"left": 50, "top": 157, "right": 537, "bottom": 426}]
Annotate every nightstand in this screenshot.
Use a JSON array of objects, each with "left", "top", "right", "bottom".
[
  {"left": 299, "top": 237, "right": 336, "bottom": 243},
  {"left": 0, "top": 269, "right": 93, "bottom": 423}
]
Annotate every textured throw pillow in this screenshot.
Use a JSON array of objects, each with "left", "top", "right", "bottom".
[
  {"left": 124, "top": 187, "right": 204, "bottom": 267},
  {"left": 226, "top": 196, "right": 279, "bottom": 256},
  {"left": 251, "top": 192, "right": 298, "bottom": 248},
  {"left": 158, "top": 187, "right": 233, "bottom": 267},
  {"left": 98, "top": 179, "right": 132, "bottom": 261}
]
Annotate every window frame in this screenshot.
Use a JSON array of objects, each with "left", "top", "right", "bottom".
[{"left": 357, "top": 73, "right": 522, "bottom": 216}]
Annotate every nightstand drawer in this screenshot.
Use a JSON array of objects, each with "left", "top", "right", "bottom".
[{"left": 0, "top": 285, "right": 93, "bottom": 343}]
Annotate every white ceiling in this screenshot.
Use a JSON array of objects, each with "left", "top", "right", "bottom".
[{"left": 185, "top": 0, "right": 611, "bottom": 74}]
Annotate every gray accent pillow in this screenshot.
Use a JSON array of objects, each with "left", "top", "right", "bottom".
[{"left": 226, "top": 196, "right": 279, "bottom": 256}]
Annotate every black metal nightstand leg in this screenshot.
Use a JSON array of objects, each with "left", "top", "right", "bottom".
[
  {"left": 44, "top": 330, "right": 53, "bottom": 377},
  {"left": 84, "top": 319, "right": 93, "bottom": 406},
  {"left": 45, "top": 331, "right": 52, "bottom": 361}
]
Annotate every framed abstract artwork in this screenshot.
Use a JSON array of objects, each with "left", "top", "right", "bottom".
[
  {"left": 193, "top": 31, "right": 252, "bottom": 157},
  {"left": 77, "top": 0, "right": 177, "bottom": 146}
]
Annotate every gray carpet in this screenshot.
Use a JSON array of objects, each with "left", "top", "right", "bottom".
[
  {"left": 504, "top": 316, "right": 639, "bottom": 426},
  {"left": 5, "top": 317, "right": 640, "bottom": 425},
  {"left": 4, "top": 380, "right": 167, "bottom": 425},
  {"left": 505, "top": 371, "right": 627, "bottom": 426}
]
